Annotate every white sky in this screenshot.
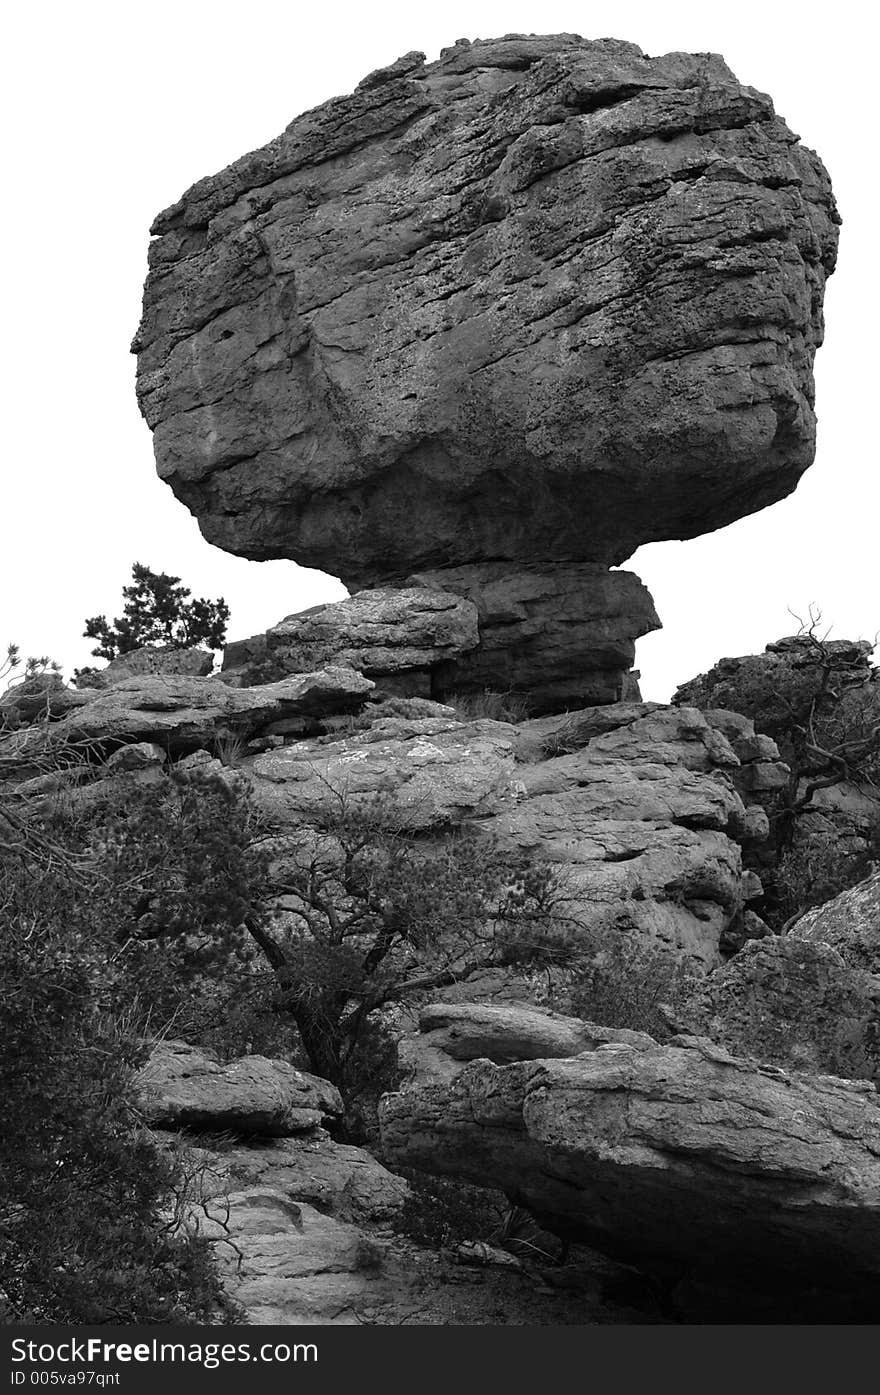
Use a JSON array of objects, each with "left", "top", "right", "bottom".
[{"left": 1, "top": 0, "right": 876, "bottom": 702}]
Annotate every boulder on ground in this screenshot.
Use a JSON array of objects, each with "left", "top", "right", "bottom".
[{"left": 135, "top": 1041, "right": 342, "bottom": 1135}]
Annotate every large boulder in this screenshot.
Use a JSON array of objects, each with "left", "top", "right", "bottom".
[
  {"left": 684, "top": 935, "right": 880, "bottom": 1083},
  {"left": 79, "top": 645, "right": 215, "bottom": 689},
  {"left": 135, "top": 1040, "right": 342, "bottom": 1135},
  {"left": 223, "top": 587, "right": 479, "bottom": 698},
  {"left": 134, "top": 36, "right": 837, "bottom": 591},
  {"left": 379, "top": 1017, "right": 880, "bottom": 1315},
  {"left": 790, "top": 869, "right": 880, "bottom": 973}
]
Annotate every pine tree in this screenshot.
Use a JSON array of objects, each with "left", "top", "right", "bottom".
[{"left": 83, "top": 563, "right": 230, "bottom": 660}]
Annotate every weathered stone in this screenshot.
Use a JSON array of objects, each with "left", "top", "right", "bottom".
[
  {"left": 135, "top": 1041, "right": 342, "bottom": 1135},
  {"left": 685, "top": 935, "right": 880, "bottom": 1082},
  {"left": 0, "top": 673, "right": 88, "bottom": 727},
  {"left": 233, "top": 588, "right": 479, "bottom": 697},
  {"left": 194, "top": 1132, "right": 408, "bottom": 1224},
  {"left": 407, "top": 563, "right": 659, "bottom": 713},
  {"left": 135, "top": 37, "right": 838, "bottom": 591},
  {"left": 105, "top": 741, "right": 166, "bottom": 772},
  {"left": 379, "top": 1024, "right": 880, "bottom": 1309},
  {"left": 675, "top": 636, "right": 877, "bottom": 767},
  {"left": 675, "top": 639, "right": 879, "bottom": 890},
  {"left": 249, "top": 714, "right": 518, "bottom": 829},
  {"left": 83, "top": 645, "right": 215, "bottom": 688},
  {"left": 790, "top": 869, "right": 880, "bottom": 974},
  {"left": 247, "top": 701, "right": 766, "bottom": 965},
  {"left": 417, "top": 1002, "right": 654, "bottom": 1065},
  {"left": 3, "top": 668, "right": 374, "bottom": 759},
  {"left": 196, "top": 1192, "right": 389, "bottom": 1324}
]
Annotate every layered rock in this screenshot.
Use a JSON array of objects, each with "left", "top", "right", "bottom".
[
  {"left": 135, "top": 1040, "right": 342, "bottom": 1135},
  {"left": 222, "top": 567, "right": 659, "bottom": 714},
  {"left": 135, "top": 35, "right": 838, "bottom": 590},
  {"left": 247, "top": 701, "right": 777, "bottom": 965},
  {"left": 1, "top": 668, "right": 373, "bottom": 760},
  {"left": 380, "top": 1007, "right": 880, "bottom": 1315},
  {"left": 223, "top": 587, "right": 480, "bottom": 698},
  {"left": 406, "top": 564, "right": 659, "bottom": 711}
]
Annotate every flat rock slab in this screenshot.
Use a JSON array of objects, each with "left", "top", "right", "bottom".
[
  {"left": 136, "top": 1041, "right": 342, "bottom": 1135},
  {"left": 380, "top": 1029, "right": 880, "bottom": 1296},
  {"left": 3, "top": 668, "right": 373, "bottom": 758},
  {"left": 134, "top": 35, "right": 837, "bottom": 587}
]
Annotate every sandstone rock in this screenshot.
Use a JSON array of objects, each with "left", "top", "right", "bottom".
[
  {"left": 196, "top": 1191, "right": 389, "bottom": 1324},
  {"left": 3, "top": 668, "right": 374, "bottom": 760},
  {"left": 685, "top": 935, "right": 880, "bottom": 1082},
  {"left": 379, "top": 1024, "right": 880, "bottom": 1308},
  {"left": 104, "top": 741, "right": 166, "bottom": 772},
  {"left": 415, "top": 1002, "right": 653, "bottom": 1066},
  {"left": 404, "top": 563, "right": 658, "bottom": 714},
  {"left": 0, "top": 673, "right": 88, "bottom": 727},
  {"left": 230, "top": 588, "right": 479, "bottom": 698},
  {"left": 247, "top": 701, "right": 766, "bottom": 965},
  {"left": 790, "top": 869, "right": 880, "bottom": 973},
  {"left": 200, "top": 1132, "right": 409, "bottom": 1224},
  {"left": 84, "top": 645, "right": 215, "bottom": 688},
  {"left": 135, "top": 1041, "right": 342, "bottom": 1135},
  {"left": 135, "top": 37, "right": 837, "bottom": 590}
]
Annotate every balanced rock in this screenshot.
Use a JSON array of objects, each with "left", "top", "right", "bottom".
[{"left": 135, "top": 36, "right": 838, "bottom": 590}]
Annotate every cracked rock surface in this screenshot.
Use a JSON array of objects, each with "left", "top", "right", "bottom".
[
  {"left": 134, "top": 34, "right": 838, "bottom": 589},
  {"left": 379, "top": 1008, "right": 880, "bottom": 1310}
]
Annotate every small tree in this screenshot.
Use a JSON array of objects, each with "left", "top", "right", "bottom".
[
  {"left": 242, "top": 791, "right": 572, "bottom": 1089},
  {"left": 83, "top": 563, "right": 230, "bottom": 660}
]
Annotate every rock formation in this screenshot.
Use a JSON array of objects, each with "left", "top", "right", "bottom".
[
  {"left": 134, "top": 33, "right": 838, "bottom": 713},
  {"left": 380, "top": 1002, "right": 880, "bottom": 1318},
  {"left": 246, "top": 698, "right": 779, "bottom": 965},
  {"left": 5, "top": 34, "right": 857, "bottom": 1323},
  {"left": 1, "top": 665, "right": 373, "bottom": 760},
  {"left": 682, "top": 935, "right": 880, "bottom": 1084},
  {"left": 791, "top": 868, "right": 880, "bottom": 972}
]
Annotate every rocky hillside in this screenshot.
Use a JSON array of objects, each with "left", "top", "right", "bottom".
[{"left": 8, "top": 35, "right": 878, "bottom": 1326}]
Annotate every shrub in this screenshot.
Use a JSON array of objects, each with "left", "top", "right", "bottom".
[
  {"left": 565, "top": 928, "right": 701, "bottom": 1041},
  {"left": 0, "top": 860, "right": 231, "bottom": 1324},
  {"left": 446, "top": 689, "right": 532, "bottom": 724},
  {"left": 393, "top": 1173, "right": 509, "bottom": 1251}
]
